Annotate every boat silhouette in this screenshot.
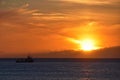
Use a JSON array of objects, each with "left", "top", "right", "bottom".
[{"left": 16, "top": 56, "right": 34, "bottom": 63}]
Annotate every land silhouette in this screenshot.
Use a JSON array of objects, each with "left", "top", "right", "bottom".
[
  {"left": 33, "top": 46, "right": 120, "bottom": 58},
  {"left": 0, "top": 46, "right": 120, "bottom": 58}
]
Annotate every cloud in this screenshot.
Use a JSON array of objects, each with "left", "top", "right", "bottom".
[
  {"left": 0, "top": 1, "right": 119, "bottom": 38},
  {"left": 1, "top": 0, "right": 120, "bottom": 26},
  {"left": 60, "top": 0, "right": 110, "bottom": 4},
  {"left": 60, "top": 0, "right": 120, "bottom": 4},
  {"left": 0, "top": 0, "right": 119, "bottom": 53},
  {"left": 26, "top": 0, "right": 120, "bottom": 26}
]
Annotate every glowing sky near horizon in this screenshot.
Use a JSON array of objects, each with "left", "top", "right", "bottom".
[{"left": 0, "top": 0, "right": 120, "bottom": 55}]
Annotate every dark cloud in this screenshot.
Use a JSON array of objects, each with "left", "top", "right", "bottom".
[{"left": 0, "top": 0, "right": 28, "bottom": 9}]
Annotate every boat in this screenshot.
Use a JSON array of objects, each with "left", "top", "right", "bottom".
[{"left": 16, "top": 56, "right": 34, "bottom": 63}]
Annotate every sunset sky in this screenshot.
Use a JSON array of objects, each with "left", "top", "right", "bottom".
[{"left": 0, "top": 0, "right": 120, "bottom": 57}]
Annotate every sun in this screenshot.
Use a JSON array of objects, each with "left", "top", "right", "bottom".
[
  {"left": 67, "top": 38, "right": 99, "bottom": 51},
  {"left": 80, "top": 39, "right": 98, "bottom": 51}
]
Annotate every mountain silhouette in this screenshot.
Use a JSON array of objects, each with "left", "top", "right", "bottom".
[{"left": 34, "top": 46, "right": 120, "bottom": 58}]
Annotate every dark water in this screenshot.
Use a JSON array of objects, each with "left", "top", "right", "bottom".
[{"left": 0, "top": 59, "right": 120, "bottom": 80}]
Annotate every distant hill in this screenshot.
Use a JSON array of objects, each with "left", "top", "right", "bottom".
[
  {"left": 91, "top": 46, "right": 120, "bottom": 58},
  {"left": 0, "top": 46, "right": 119, "bottom": 58},
  {"left": 34, "top": 46, "right": 120, "bottom": 58}
]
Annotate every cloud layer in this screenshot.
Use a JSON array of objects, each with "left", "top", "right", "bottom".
[{"left": 0, "top": 0, "right": 119, "bottom": 54}]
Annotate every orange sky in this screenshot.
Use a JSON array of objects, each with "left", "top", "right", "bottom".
[{"left": 0, "top": 0, "right": 120, "bottom": 57}]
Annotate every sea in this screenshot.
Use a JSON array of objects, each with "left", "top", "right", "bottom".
[{"left": 0, "top": 58, "right": 120, "bottom": 80}]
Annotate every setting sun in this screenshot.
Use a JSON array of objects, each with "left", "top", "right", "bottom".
[
  {"left": 67, "top": 38, "right": 100, "bottom": 51},
  {"left": 80, "top": 39, "right": 98, "bottom": 51}
]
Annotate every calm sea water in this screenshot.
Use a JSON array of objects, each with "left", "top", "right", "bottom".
[{"left": 0, "top": 59, "right": 120, "bottom": 80}]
